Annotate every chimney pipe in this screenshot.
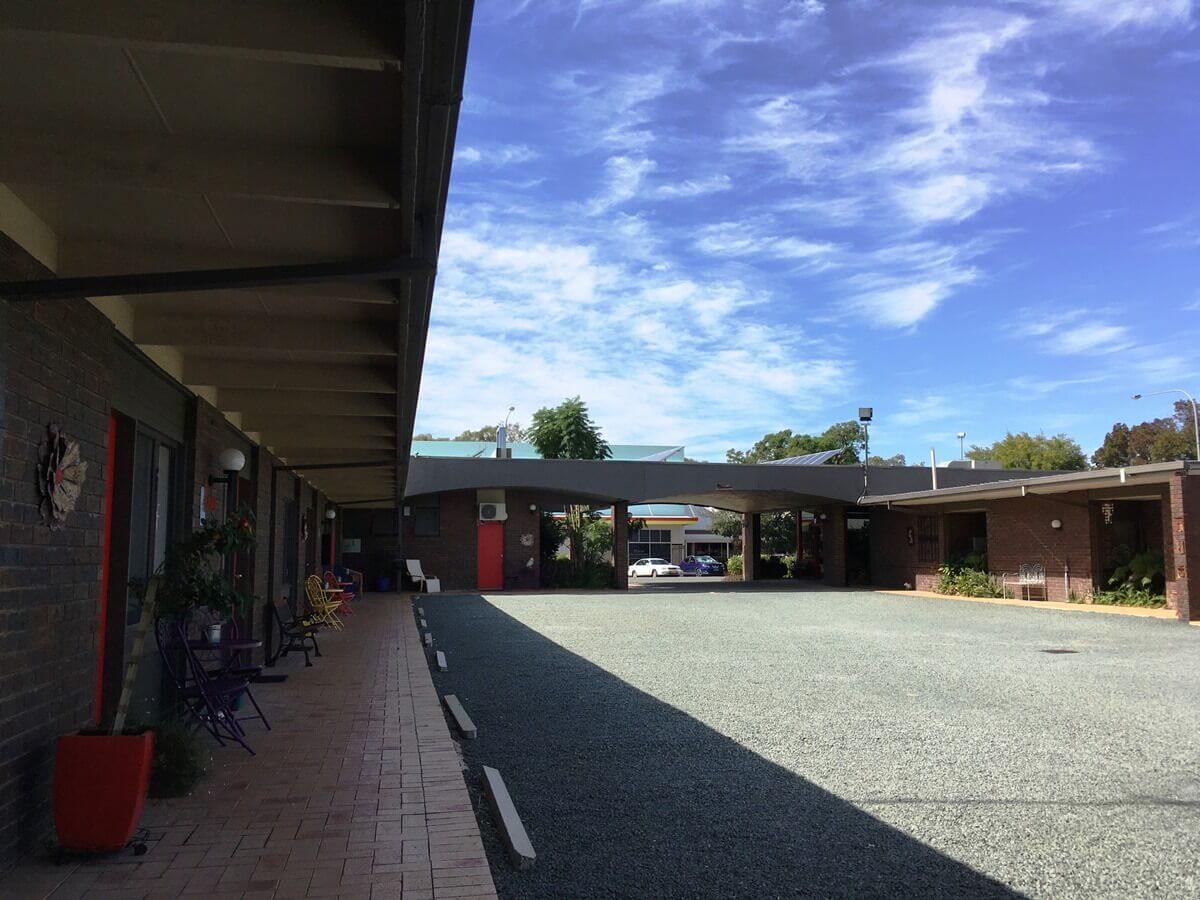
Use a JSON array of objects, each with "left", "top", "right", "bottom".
[{"left": 930, "top": 448, "right": 938, "bottom": 489}]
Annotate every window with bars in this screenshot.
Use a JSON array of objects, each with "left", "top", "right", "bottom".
[{"left": 917, "top": 515, "right": 940, "bottom": 564}]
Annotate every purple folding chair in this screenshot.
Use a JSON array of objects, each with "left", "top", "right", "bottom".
[
  {"left": 155, "top": 616, "right": 255, "bottom": 754},
  {"left": 187, "top": 611, "right": 271, "bottom": 732}
]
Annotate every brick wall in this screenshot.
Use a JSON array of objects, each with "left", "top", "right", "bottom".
[
  {"left": 870, "top": 509, "right": 927, "bottom": 588},
  {"left": 0, "top": 284, "right": 115, "bottom": 866},
  {"left": 821, "top": 505, "right": 847, "bottom": 587},
  {"left": 986, "top": 493, "right": 1094, "bottom": 601},
  {"left": 404, "top": 491, "right": 476, "bottom": 590},
  {"left": 1167, "top": 474, "right": 1200, "bottom": 620},
  {"left": 501, "top": 491, "right": 540, "bottom": 591}
]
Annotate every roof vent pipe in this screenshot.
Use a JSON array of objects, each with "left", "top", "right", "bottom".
[{"left": 930, "top": 448, "right": 938, "bottom": 490}]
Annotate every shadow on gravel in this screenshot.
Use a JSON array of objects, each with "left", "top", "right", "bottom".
[{"left": 424, "top": 593, "right": 1019, "bottom": 900}]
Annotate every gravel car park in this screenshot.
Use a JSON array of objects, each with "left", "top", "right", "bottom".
[{"left": 422, "top": 586, "right": 1200, "bottom": 899}]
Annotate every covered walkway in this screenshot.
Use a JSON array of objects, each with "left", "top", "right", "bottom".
[{"left": 6, "top": 598, "right": 496, "bottom": 900}]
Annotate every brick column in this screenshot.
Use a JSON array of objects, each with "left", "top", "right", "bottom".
[
  {"left": 741, "top": 513, "right": 760, "bottom": 581},
  {"left": 613, "top": 501, "right": 629, "bottom": 589},
  {"left": 821, "top": 505, "right": 848, "bottom": 587},
  {"left": 1167, "top": 473, "right": 1200, "bottom": 621}
]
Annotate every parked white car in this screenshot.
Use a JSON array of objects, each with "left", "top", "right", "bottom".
[{"left": 628, "top": 558, "right": 682, "bottom": 577}]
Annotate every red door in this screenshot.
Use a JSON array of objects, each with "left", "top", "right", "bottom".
[{"left": 477, "top": 521, "right": 504, "bottom": 590}]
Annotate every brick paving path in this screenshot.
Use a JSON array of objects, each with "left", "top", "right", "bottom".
[{"left": 6, "top": 595, "right": 496, "bottom": 900}]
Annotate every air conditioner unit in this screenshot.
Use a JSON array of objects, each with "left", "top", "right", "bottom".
[{"left": 479, "top": 502, "right": 507, "bottom": 522}]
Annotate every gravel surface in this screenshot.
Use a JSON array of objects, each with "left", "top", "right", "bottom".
[{"left": 421, "top": 587, "right": 1200, "bottom": 899}]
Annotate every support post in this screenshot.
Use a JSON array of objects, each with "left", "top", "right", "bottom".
[
  {"left": 821, "top": 505, "right": 848, "bottom": 587},
  {"left": 1167, "top": 473, "right": 1200, "bottom": 621},
  {"left": 741, "top": 513, "right": 760, "bottom": 581},
  {"left": 613, "top": 501, "right": 629, "bottom": 589}
]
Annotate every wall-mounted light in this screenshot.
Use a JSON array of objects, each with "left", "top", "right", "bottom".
[
  {"left": 325, "top": 507, "right": 337, "bottom": 520},
  {"left": 1050, "top": 519, "right": 1062, "bottom": 530},
  {"left": 818, "top": 512, "right": 828, "bottom": 521},
  {"left": 210, "top": 448, "right": 247, "bottom": 486},
  {"left": 528, "top": 503, "right": 537, "bottom": 512}
]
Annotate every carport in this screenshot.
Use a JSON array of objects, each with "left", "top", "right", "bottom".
[{"left": 384, "top": 456, "right": 1040, "bottom": 591}]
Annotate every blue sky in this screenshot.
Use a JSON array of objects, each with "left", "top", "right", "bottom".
[{"left": 414, "top": 0, "right": 1200, "bottom": 462}]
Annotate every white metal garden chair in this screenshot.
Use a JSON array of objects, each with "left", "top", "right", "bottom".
[{"left": 1002, "top": 564, "right": 1047, "bottom": 601}]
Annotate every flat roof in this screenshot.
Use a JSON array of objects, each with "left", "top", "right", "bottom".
[{"left": 860, "top": 461, "right": 1196, "bottom": 507}]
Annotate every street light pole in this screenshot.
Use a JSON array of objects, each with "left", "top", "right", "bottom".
[
  {"left": 1132, "top": 389, "right": 1200, "bottom": 462},
  {"left": 956, "top": 431, "right": 966, "bottom": 460}
]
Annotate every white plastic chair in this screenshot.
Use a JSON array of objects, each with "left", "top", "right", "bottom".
[{"left": 406, "top": 559, "right": 439, "bottom": 592}]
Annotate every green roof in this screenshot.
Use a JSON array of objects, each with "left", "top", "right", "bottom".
[{"left": 409, "top": 441, "right": 685, "bottom": 461}]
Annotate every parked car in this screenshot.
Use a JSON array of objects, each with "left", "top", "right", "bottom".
[
  {"left": 628, "top": 558, "right": 682, "bottom": 577},
  {"left": 679, "top": 555, "right": 726, "bottom": 576}
]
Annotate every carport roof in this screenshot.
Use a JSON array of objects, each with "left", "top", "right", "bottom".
[{"left": 860, "top": 461, "right": 1196, "bottom": 507}]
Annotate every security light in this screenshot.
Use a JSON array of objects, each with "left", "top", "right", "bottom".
[{"left": 858, "top": 407, "right": 873, "bottom": 423}]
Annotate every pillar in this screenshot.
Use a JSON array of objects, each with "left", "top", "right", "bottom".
[
  {"left": 1167, "top": 473, "right": 1200, "bottom": 621},
  {"left": 741, "top": 512, "right": 761, "bottom": 581},
  {"left": 613, "top": 500, "right": 629, "bottom": 589},
  {"left": 821, "top": 504, "right": 848, "bottom": 587}
]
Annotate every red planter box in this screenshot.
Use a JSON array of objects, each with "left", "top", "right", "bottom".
[{"left": 54, "top": 732, "right": 155, "bottom": 853}]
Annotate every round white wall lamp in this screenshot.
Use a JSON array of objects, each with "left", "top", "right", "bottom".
[
  {"left": 1050, "top": 519, "right": 1062, "bottom": 530},
  {"left": 529, "top": 503, "right": 538, "bottom": 512},
  {"left": 218, "top": 448, "right": 246, "bottom": 473},
  {"left": 325, "top": 507, "right": 337, "bottom": 520}
]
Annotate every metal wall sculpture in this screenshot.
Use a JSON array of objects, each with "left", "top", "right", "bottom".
[{"left": 37, "top": 423, "right": 88, "bottom": 529}]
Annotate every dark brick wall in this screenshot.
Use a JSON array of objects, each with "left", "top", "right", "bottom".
[
  {"left": 340, "top": 489, "right": 543, "bottom": 592},
  {"left": 985, "top": 493, "right": 1094, "bottom": 601},
  {"left": 821, "top": 505, "right": 847, "bottom": 587},
  {"left": 404, "top": 491, "right": 476, "bottom": 590},
  {"left": 870, "top": 509, "right": 926, "bottom": 588},
  {"left": 0, "top": 289, "right": 115, "bottom": 868},
  {"left": 1167, "top": 474, "right": 1200, "bottom": 620}
]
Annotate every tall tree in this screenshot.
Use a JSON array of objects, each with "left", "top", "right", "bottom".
[
  {"left": 1094, "top": 401, "right": 1196, "bottom": 466},
  {"left": 967, "top": 432, "right": 1087, "bottom": 471},
  {"left": 868, "top": 453, "right": 907, "bottom": 466},
  {"left": 527, "top": 397, "right": 612, "bottom": 460},
  {"left": 726, "top": 421, "right": 864, "bottom": 465}
]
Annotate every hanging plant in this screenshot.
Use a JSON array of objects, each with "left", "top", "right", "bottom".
[
  {"left": 145, "top": 508, "right": 257, "bottom": 619},
  {"left": 37, "top": 423, "right": 88, "bottom": 529}
]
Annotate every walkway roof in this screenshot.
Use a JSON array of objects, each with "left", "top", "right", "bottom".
[
  {"left": 404, "top": 456, "right": 1043, "bottom": 513},
  {"left": 0, "top": 0, "right": 475, "bottom": 507},
  {"left": 860, "top": 461, "right": 1196, "bottom": 508}
]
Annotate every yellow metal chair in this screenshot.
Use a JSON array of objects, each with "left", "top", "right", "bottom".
[{"left": 305, "top": 574, "right": 344, "bottom": 631}]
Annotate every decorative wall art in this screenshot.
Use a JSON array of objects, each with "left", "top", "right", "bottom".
[{"left": 37, "top": 424, "right": 88, "bottom": 529}]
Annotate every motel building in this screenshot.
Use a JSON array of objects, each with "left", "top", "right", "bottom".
[{"left": 333, "top": 446, "right": 1200, "bottom": 625}]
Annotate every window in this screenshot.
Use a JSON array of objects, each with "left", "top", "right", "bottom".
[
  {"left": 126, "top": 430, "right": 177, "bottom": 626},
  {"left": 414, "top": 496, "right": 440, "bottom": 536},
  {"left": 629, "top": 528, "right": 671, "bottom": 561},
  {"left": 917, "top": 515, "right": 940, "bottom": 564}
]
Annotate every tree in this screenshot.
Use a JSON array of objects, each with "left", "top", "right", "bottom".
[
  {"left": 711, "top": 509, "right": 743, "bottom": 551},
  {"left": 1094, "top": 401, "right": 1196, "bottom": 466},
  {"left": 868, "top": 453, "right": 906, "bottom": 466},
  {"left": 726, "top": 421, "right": 864, "bottom": 465},
  {"left": 967, "top": 432, "right": 1086, "bottom": 471},
  {"left": 527, "top": 397, "right": 611, "bottom": 460},
  {"left": 455, "top": 422, "right": 528, "bottom": 442}
]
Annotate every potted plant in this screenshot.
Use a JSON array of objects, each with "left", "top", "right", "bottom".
[{"left": 53, "top": 511, "right": 255, "bottom": 854}]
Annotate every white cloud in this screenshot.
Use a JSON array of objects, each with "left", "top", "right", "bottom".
[
  {"left": 1050, "top": 0, "right": 1194, "bottom": 33},
  {"left": 889, "top": 394, "right": 959, "bottom": 426},
  {"left": 654, "top": 174, "right": 732, "bottom": 198},
  {"left": 455, "top": 144, "right": 539, "bottom": 167},
  {"left": 694, "top": 221, "right": 838, "bottom": 260},
  {"left": 894, "top": 174, "right": 991, "bottom": 224},
  {"left": 1014, "top": 309, "right": 1133, "bottom": 355},
  {"left": 416, "top": 212, "right": 851, "bottom": 449},
  {"left": 588, "top": 155, "right": 656, "bottom": 214}
]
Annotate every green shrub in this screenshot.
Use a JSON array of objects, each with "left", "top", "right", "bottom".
[
  {"left": 1108, "top": 546, "right": 1164, "bottom": 594},
  {"left": 726, "top": 554, "right": 743, "bottom": 577},
  {"left": 1089, "top": 585, "right": 1167, "bottom": 608},
  {"left": 935, "top": 564, "right": 1008, "bottom": 598},
  {"left": 758, "top": 555, "right": 788, "bottom": 579}
]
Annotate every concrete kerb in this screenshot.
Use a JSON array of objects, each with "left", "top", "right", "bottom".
[
  {"left": 875, "top": 587, "right": 1181, "bottom": 621},
  {"left": 435, "top": 650, "right": 448, "bottom": 672},
  {"left": 444, "top": 693, "right": 477, "bottom": 738},
  {"left": 482, "top": 766, "right": 536, "bottom": 870}
]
